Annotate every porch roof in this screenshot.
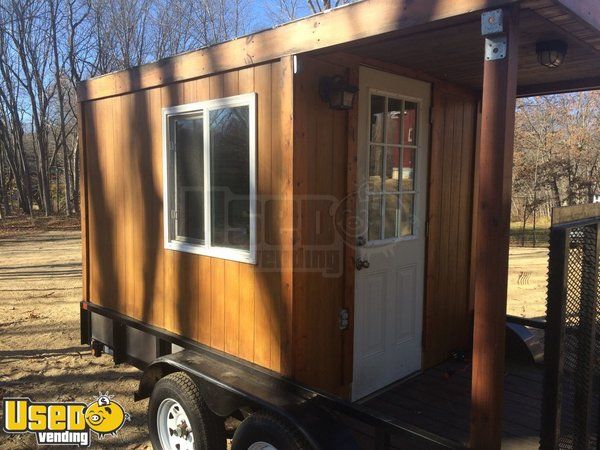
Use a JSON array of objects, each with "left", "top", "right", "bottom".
[
  {"left": 317, "top": 1, "right": 600, "bottom": 97},
  {"left": 77, "top": 0, "right": 600, "bottom": 102}
]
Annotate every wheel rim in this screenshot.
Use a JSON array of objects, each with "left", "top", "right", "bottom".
[
  {"left": 157, "top": 398, "right": 194, "bottom": 450},
  {"left": 248, "top": 442, "right": 278, "bottom": 450}
]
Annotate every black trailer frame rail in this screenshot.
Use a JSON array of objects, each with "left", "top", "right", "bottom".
[{"left": 81, "top": 300, "right": 463, "bottom": 450}]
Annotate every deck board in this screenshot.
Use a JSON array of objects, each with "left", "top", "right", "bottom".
[{"left": 363, "top": 359, "right": 543, "bottom": 448}]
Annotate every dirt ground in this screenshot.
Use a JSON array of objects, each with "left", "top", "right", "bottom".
[
  {"left": 506, "top": 246, "right": 549, "bottom": 320},
  {"left": 0, "top": 225, "right": 549, "bottom": 449},
  {"left": 0, "top": 229, "right": 151, "bottom": 449}
]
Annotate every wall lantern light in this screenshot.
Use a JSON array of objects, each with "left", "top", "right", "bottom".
[
  {"left": 319, "top": 75, "right": 358, "bottom": 110},
  {"left": 536, "top": 40, "right": 568, "bottom": 68}
]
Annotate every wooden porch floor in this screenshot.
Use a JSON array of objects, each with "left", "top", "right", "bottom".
[{"left": 361, "top": 358, "right": 544, "bottom": 449}]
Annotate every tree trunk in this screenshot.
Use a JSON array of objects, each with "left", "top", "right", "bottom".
[{"left": 49, "top": 0, "right": 72, "bottom": 216}]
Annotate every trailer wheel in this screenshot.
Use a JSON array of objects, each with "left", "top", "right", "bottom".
[
  {"left": 148, "top": 372, "right": 225, "bottom": 450},
  {"left": 231, "top": 411, "right": 312, "bottom": 450}
]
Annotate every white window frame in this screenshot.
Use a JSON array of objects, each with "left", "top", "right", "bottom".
[{"left": 162, "top": 93, "right": 257, "bottom": 264}]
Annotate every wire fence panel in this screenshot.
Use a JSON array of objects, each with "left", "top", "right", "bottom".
[{"left": 541, "top": 215, "right": 599, "bottom": 450}]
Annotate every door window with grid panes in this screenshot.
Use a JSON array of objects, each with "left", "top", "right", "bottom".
[{"left": 367, "top": 93, "right": 419, "bottom": 242}]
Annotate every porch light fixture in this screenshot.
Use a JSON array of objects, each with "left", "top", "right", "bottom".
[
  {"left": 319, "top": 75, "right": 358, "bottom": 110},
  {"left": 536, "top": 40, "right": 568, "bottom": 68}
]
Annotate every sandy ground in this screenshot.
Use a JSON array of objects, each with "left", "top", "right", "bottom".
[
  {"left": 0, "top": 230, "right": 151, "bottom": 449},
  {"left": 506, "top": 246, "right": 549, "bottom": 319},
  {"left": 0, "top": 228, "right": 549, "bottom": 449}
]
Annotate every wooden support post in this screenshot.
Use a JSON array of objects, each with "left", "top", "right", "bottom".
[{"left": 470, "top": 6, "right": 519, "bottom": 449}]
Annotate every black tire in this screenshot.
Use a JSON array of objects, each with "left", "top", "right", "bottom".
[
  {"left": 231, "top": 411, "right": 312, "bottom": 450},
  {"left": 148, "top": 372, "right": 226, "bottom": 450}
]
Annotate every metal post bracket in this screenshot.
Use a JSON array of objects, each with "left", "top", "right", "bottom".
[
  {"left": 481, "top": 9, "right": 504, "bottom": 36},
  {"left": 485, "top": 36, "right": 507, "bottom": 61}
]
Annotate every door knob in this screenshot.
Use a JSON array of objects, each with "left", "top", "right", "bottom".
[{"left": 355, "top": 257, "right": 370, "bottom": 270}]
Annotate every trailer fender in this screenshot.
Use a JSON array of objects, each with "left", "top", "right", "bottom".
[{"left": 135, "top": 361, "right": 243, "bottom": 417}]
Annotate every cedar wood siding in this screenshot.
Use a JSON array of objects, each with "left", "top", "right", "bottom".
[
  {"left": 291, "top": 56, "right": 479, "bottom": 394},
  {"left": 292, "top": 57, "right": 349, "bottom": 394},
  {"left": 82, "top": 53, "right": 478, "bottom": 396},
  {"left": 82, "top": 59, "right": 293, "bottom": 375}
]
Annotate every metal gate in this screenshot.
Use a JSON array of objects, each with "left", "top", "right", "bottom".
[{"left": 541, "top": 204, "right": 600, "bottom": 450}]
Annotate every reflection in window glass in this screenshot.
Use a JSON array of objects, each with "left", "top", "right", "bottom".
[
  {"left": 385, "top": 147, "right": 401, "bottom": 192},
  {"left": 402, "top": 148, "right": 416, "bottom": 191},
  {"left": 387, "top": 98, "right": 402, "bottom": 145},
  {"left": 370, "top": 95, "right": 385, "bottom": 143},
  {"left": 173, "top": 115, "right": 204, "bottom": 243},
  {"left": 404, "top": 102, "right": 418, "bottom": 145},
  {"left": 210, "top": 106, "right": 250, "bottom": 250},
  {"left": 366, "top": 93, "right": 419, "bottom": 241},
  {"left": 369, "top": 145, "right": 383, "bottom": 192},
  {"left": 368, "top": 195, "right": 382, "bottom": 241},
  {"left": 401, "top": 194, "right": 415, "bottom": 237},
  {"left": 384, "top": 194, "right": 400, "bottom": 239}
]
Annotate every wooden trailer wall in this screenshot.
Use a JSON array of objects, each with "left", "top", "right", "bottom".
[
  {"left": 81, "top": 52, "right": 479, "bottom": 397},
  {"left": 80, "top": 58, "right": 294, "bottom": 375},
  {"left": 291, "top": 55, "right": 479, "bottom": 394}
]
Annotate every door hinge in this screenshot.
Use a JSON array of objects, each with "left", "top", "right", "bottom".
[
  {"left": 429, "top": 106, "right": 435, "bottom": 125},
  {"left": 170, "top": 209, "right": 178, "bottom": 220},
  {"left": 339, "top": 308, "right": 349, "bottom": 331}
]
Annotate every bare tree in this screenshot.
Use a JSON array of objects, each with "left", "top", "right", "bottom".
[
  {"left": 49, "top": 0, "right": 73, "bottom": 215},
  {"left": 513, "top": 92, "right": 600, "bottom": 225},
  {"left": 5, "top": 0, "right": 56, "bottom": 215}
]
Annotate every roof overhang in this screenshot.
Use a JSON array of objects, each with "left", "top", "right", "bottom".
[{"left": 77, "top": 0, "right": 600, "bottom": 102}]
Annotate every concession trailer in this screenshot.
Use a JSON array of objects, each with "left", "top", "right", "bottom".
[{"left": 77, "top": 0, "right": 600, "bottom": 448}]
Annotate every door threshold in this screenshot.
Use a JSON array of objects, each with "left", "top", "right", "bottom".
[{"left": 353, "top": 370, "right": 422, "bottom": 405}]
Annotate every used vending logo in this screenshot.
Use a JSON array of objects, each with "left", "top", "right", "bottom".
[{"left": 3, "top": 394, "right": 129, "bottom": 446}]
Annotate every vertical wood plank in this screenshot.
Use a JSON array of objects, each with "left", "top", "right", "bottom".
[
  {"left": 112, "top": 95, "right": 126, "bottom": 314},
  {"left": 222, "top": 71, "right": 242, "bottom": 357},
  {"left": 210, "top": 258, "right": 225, "bottom": 351},
  {"left": 162, "top": 82, "right": 185, "bottom": 334},
  {"left": 253, "top": 63, "right": 273, "bottom": 369},
  {"left": 269, "top": 61, "right": 283, "bottom": 372},
  {"left": 122, "top": 93, "right": 135, "bottom": 318},
  {"left": 148, "top": 87, "right": 165, "bottom": 328},
  {"left": 197, "top": 256, "right": 212, "bottom": 345},
  {"left": 195, "top": 76, "right": 212, "bottom": 345},
  {"left": 224, "top": 261, "right": 240, "bottom": 355},
  {"left": 342, "top": 64, "right": 359, "bottom": 391},
  {"left": 238, "top": 262, "right": 256, "bottom": 361},
  {"left": 77, "top": 101, "right": 90, "bottom": 301},
  {"left": 237, "top": 65, "right": 257, "bottom": 361},
  {"left": 277, "top": 56, "right": 295, "bottom": 376},
  {"left": 133, "top": 89, "right": 158, "bottom": 322}
]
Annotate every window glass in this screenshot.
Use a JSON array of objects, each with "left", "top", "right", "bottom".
[
  {"left": 402, "top": 148, "right": 416, "bottom": 191},
  {"left": 370, "top": 95, "right": 385, "bottom": 143},
  {"left": 172, "top": 115, "right": 204, "bottom": 243},
  {"left": 368, "top": 195, "right": 382, "bottom": 241},
  {"left": 210, "top": 106, "right": 250, "bottom": 250},
  {"left": 384, "top": 194, "right": 401, "bottom": 239},
  {"left": 165, "top": 94, "right": 256, "bottom": 262},
  {"left": 385, "top": 146, "right": 401, "bottom": 192},
  {"left": 404, "top": 102, "right": 418, "bottom": 145},
  {"left": 387, "top": 98, "right": 402, "bottom": 145},
  {"left": 401, "top": 194, "right": 415, "bottom": 236},
  {"left": 366, "top": 93, "right": 419, "bottom": 241},
  {"left": 369, "top": 145, "right": 383, "bottom": 192}
]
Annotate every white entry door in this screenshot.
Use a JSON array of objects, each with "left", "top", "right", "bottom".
[{"left": 352, "top": 67, "right": 430, "bottom": 401}]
